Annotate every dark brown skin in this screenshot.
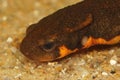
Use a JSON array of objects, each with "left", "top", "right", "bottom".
[{"left": 20, "top": 0, "right": 120, "bottom": 63}]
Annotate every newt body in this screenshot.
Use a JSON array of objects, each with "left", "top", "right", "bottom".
[{"left": 20, "top": 0, "right": 120, "bottom": 62}]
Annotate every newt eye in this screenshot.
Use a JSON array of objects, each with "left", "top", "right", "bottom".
[{"left": 41, "top": 42, "right": 56, "bottom": 52}]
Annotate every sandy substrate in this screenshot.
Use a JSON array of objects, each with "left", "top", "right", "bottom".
[{"left": 0, "top": 0, "right": 120, "bottom": 80}]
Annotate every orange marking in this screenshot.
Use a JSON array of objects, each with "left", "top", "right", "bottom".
[
  {"left": 80, "top": 14, "right": 93, "bottom": 27},
  {"left": 58, "top": 45, "right": 78, "bottom": 58},
  {"left": 83, "top": 35, "right": 120, "bottom": 48},
  {"left": 66, "top": 14, "right": 93, "bottom": 32}
]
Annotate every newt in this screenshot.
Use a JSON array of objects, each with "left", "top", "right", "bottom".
[{"left": 20, "top": 0, "right": 120, "bottom": 62}]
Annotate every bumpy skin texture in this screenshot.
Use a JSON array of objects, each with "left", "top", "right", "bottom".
[{"left": 20, "top": 0, "right": 120, "bottom": 62}]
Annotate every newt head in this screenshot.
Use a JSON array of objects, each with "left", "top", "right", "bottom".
[
  {"left": 20, "top": 12, "right": 93, "bottom": 62},
  {"left": 20, "top": 22, "right": 79, "bottom": 62},
  {"left": 20, "top": 0, "right": 120, "bottom": 63},
  {"left": 20, "top": 0, "right": 93, "bottom": 62}
]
